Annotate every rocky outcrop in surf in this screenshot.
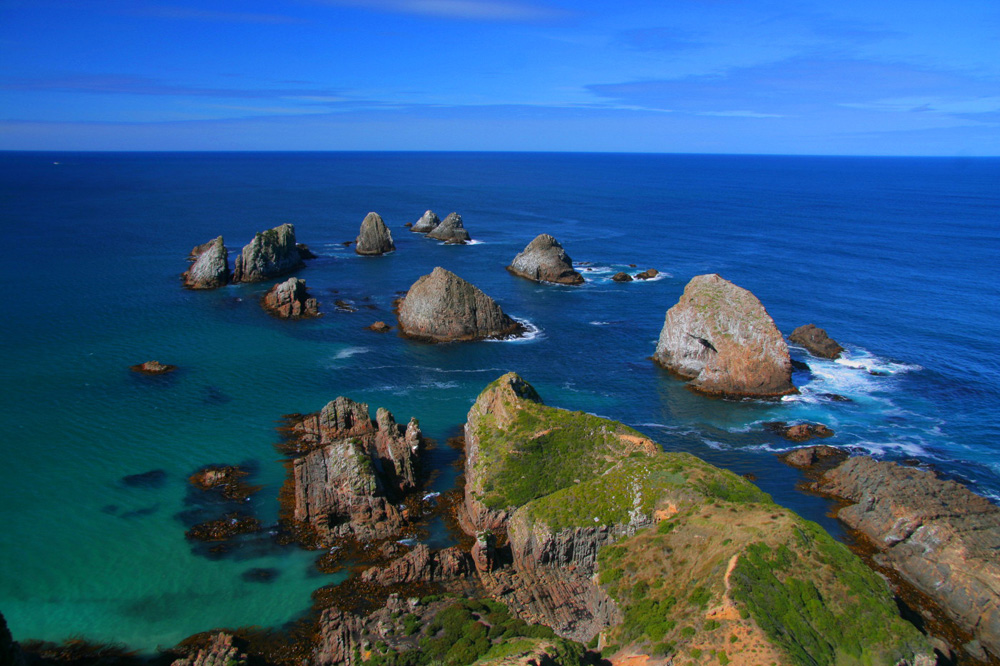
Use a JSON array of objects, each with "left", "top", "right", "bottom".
[
  {"left": 653, "top": 273, "right": 796, "bottom": 398},
  {"left": 183, "top": 236, "right": 230, "bottom": 289},
  {"left": 280, "top": 397, "right": 422, "bottom": 545},
  {"left": 397, "top": 267, "right": 524, "bottom": 342},
  {"left": 261, "top": 277, "right": 320, "bottom": 318},
  {"left": 790, "top": 323, "right": 844, "bottom": 359},
  {"left": 765, "top": 421, "right": 835, "bottom": 442},
  {"left": 354, "top": 212, "right": 395, "bottom": 256},
  {"left": 130, "top": 360, "right": 176, "bottom": 375},
  {"left": 815, "top": 456, "right": 1000, "bottom": 660},
  {"left": 507, "top": 234, "right": 584, "bottom": 285},
  {"left": 232, "top": 223, "right": 305, "bottom": 283},
  {"left": 426, "top": 212, "right": 470, "bottom": 244},
  {"left": 411, "top": 210, "right": 440, "bottom": 233}
]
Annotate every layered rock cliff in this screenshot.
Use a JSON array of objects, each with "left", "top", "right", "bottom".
[
  {"left": 232, "top": 223, "right": 305, "bottom": 283},
  {"left": 816, "top": 456, "right": 1000, "bottom": 660},
  {"left": 261, "top": 277, "right": 320, "bottom": 318},
  {"left": 397, "top": 267, "right": 524, "bottom": 342},
  {"left": 354, "top": 212, "right": 395, "bottom": 256},
  {"left": 426, "top": 212, "right": 470, "bottom": 243},
  {"left": 507, "top": 234, "right": 584, "bottom": 285},
  {"left": 182, "top": 235, "right": 230, "bottom": 289},
  {"left": 281, "top": 397, "right": 422, "bottom": 545},
  {"left": 653, "top": 274, "right": 796, "bottom": 397}
]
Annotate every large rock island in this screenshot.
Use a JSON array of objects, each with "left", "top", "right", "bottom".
[
  {"left": 396, "top": 267, "right": 524, "bottom": 342},
  {"left": 232, "top": 223, "right": 305, "bottom": 283},
  {"left": 507, "top": 234, "right": 584, "bottom": 285},
  {"left": 182, "top": 235, "right": 230, "bottom": 289},
  {"left": 354, "top": 212, "right": 395, "bottom": 256},
  {"left": 653, "top": 274, "right": 796, "bottom": 398}
]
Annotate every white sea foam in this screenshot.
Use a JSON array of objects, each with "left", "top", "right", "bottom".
[
  {"left": 333, "top": 346, "right": 370, "bottom": 360},
  {"left": 486, "top": 317, "right": 542, "bottom": 343},
  {"left": 703, "top": 439, "right": 728, "bottom": 450}
]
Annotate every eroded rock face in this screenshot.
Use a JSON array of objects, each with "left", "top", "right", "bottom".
[
  {"left": 183, "top": 236, "right": 230, "bottom": 289},
  {"left": 232, "top": 223, "right": 304, "bottom": 283},
  {"left": 507, "top": 234, "right": 584, "bottom": 285},
  {"left": 411, "top": 210, "right": 440, "bottom": 233},
  {"left": 360, "top": 544, "right": 475, "bottom": 586},
  {"left": 261, "top": 277, "right": 320, "bottom": 318},
  {"left": 355, "top": 212, "right": 395, "bottom": 256},
  {"left": 816, "top": 457, "right": 1000, "bottom": 658},
  {"left": 790, "top": 323, "right": 844, "bottom": 359},
  {"left": 426, "top": 212, "right": 470, "bottom": 244},
  {"left": 653, "top": 274, "right": 795, "bottom": 398},
  {"left": 282, "top": 397, "right": 422, "bottom": 545},
  {"left": 397, "top": 267, "right": 523, "bottom": 342}
]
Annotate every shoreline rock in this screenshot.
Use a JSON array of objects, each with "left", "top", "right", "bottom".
[
  {"left": 611, "top": 272, "right": 632, "bottom": 282},
  {"left": 354, "top": 212, "right": 395, "bottom": 256},
  {"left": 765, "top": 421, "right": 835, "bottom": 442},
  {"left": 790, "top": 323, "right": 844, "bottom": 359},
  {"left": 635, "top": 268, "right": 658, "bottom": 280},
  {"left": 130, "top": 360, "right": 177, "bottom": 375},
  {"left": 261, "top": 277, "right": 320, "bottom": 318},
  {"left": 426, "top": 212, "right": 470, "bottom": 244},
  {"left": 397, "top": 267, "right": 524, "bottom": 342},
  {"left": 232, "top": 223, "right": 305, "bottom": 283},
  {"left": 182, "top": 235, "right": 230, "bottom": 289},
  {"left": 652, "top": 273, "right": 796, "bottom": 398},
  {"left": 506, "top": 234, "right": 584, "bottom": 285}
]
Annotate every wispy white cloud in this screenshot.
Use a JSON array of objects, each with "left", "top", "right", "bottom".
[
  {"left": 698, "top": 110, "right": 783, "bottom": 118},
  {"left": 842, "top": 96, "right": 1000, "bottom": 115},
  {"left": 312, "top": 0, "right": 569, "bottom": 22}
]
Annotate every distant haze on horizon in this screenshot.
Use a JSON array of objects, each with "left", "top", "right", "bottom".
[{"left": 1, "top": 0, "right": 998, "bottom": 155}]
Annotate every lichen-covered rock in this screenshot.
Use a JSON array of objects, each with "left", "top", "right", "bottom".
[
  {"left": 790, "top": 323, "right": 845, "bottom": 359},
  {"left": 411, "top": 209, "right": 440, "bottom": 233},
  {"left": 231, "top": 223, "right": 304, "bottom": 283},
  {"left": 397, "top": 267, "right": 523, "bottom": 342},
  {"left": 653, "top": 273, "right": 796, "bottom": 397},
  {"left": 426, "top": 212, "right": 470, "bottom": 244},
  {"left": 281, "top": 397, "right": 422, "bottom": 545},
  {"left": 355, "top": 212, "right": 395, "bottom": 256},
  {"left": 507, "top": 234, "right": 584, "bottom": 285},
  {"left": 816, "top": 456, "right": 1000, "bottom": 658},
  {"left": 260, "top": 277, "right": 320, "bottom": 318},
  {"left": 182, "top": 236, "right": 229, "bottom": 289}
]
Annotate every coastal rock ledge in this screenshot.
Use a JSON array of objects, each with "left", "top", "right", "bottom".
[
  {"left": 507, "top": 234, "right": 584, "bottom": 285},
  {"left": 653, "top": 273, "right": 796, "bottom": 398},
  {"left": 397, "top": 267, "right": 524, "bottom": 342},
  {"left": 354, "top": 212, "right": 395, "bottom": 256},
  {"left": 232, "top": 223, "right": 305, "bottom": 283}
]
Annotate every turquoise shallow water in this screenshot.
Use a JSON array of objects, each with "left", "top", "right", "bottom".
[{"left": 1, "top": 152, "right": 998, "bottom": 650}]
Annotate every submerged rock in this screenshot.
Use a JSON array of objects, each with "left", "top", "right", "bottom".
[
  {"left": 182, "top": 236, "right": 230, "bottom": 289},
  {"left": 790, "top": 323, "right": 845, "bottom": 359},
  {"left": 130, "top": 360, "right": 177, "bottom": 375},
  {"left": 411, "top": 209, "right": 440, "bottom": 233},
  {"left": 261, "top": 277, "right": 320, "bottom": 318},
  {"left": 653, "top": 273, "right": 796, "bottom": 398},
  {"left": 354, "top": 212, "right": 395, "bottom": 256},
  {"left": 231, "top": 223, "right": 305, "bottom": 283},
  {"left": 507, "top": 234, "right": 584, "bottom": 285},
  {"left": 397, "top": 267, "right": 524, "bottom": 342},
  {"left": 816, "top": 456, "right": 1000, "bottom": 659},
  {"left": 426, "top": 212, "right": 470, "bottom": 244},
  {"left": 280, "top": 397, "right": 422, "bottom": 545}
]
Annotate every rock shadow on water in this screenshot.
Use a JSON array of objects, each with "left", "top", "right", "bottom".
[
  {"left": 120, "top": 469, "right": 168, "bottom": 489},
  {"left": 202, "top": 385, "right": 233, "bottom": 405},
  {"left": 241, "top": 567, "right": 281, "bottom": 583}
]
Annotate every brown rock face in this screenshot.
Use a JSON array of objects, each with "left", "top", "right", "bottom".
[
  {"left": 182, "top": 236, "right": 230, "bottom": 289},
  {"left": 653, "top": 273, "right": 796, "bottom": 398},
  {"left": 790, "top": 323, "right": 844, "bottom": 359},
  {"left": 130, "top": 360, "right": 176, "bottom": 374},
  {"left": 355, "top": 212, "right": 396, "bottom": 256},
  {"left": 397, "top": 267, "right": 524, "bottom": 342},
  {"left": 816, "top": 456, "right": 1000, "bottom": 658},
  {"left": 611, "top": 272, "right": 632, "bottom": 282},
  {"left": 411, "top": 210, "right": 440, "bottom": 233},
  {"left": 360, "top": 544, "right": 475, "bottom": 586},
  {"left": 507, "top": 234, "right": 584, "bottom": 285},
  {"left": 282, "top": 397, "right": 422, "bottom": 545},
  {"left": 232, "top": 223, "right": 305, "bottom": 283},
  {"left": 778, "top": 444, "right": 847, "bottom": 470},
  {"left": 635, "top": 268, "right": 659, "bottom": 280},
  {"left": 367, "top": 321, "right": 391, "bottom": 332},
  {"left": 426, "top": 212, "right": 470, "bottom": 244},
  {"left": 261, "top": 277, "right": 320, "bottom": 318}
]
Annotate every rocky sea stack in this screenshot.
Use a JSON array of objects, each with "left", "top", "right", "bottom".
[
  {"left": 397, "top": 267, "right": 524, "bottom": 342},
  {"left": 232, "top": 223, "right": 304, "bottom": 283},
  {"left": 354, "top": 212, "right": 395, "bottom": 256},
  {"left": 261, "top": 277, "right": 320, "bottom": 318},
  {"left": 426, "top": 212, "right": 470, "bottom": 244},
  {"left": 182, "top": 235, "right": 229, "bottom": 289},
  {"left": 790, "top": 323, "right": 845, "bottom": 359},
  {"left": 653, "top": 273, "right": 796, "bottom": 398},
  {"left": 411, "top": 209, "right": 440, "bottom": 233},
  {"left": 507, "top": 234, "right": 584, "bottom": 285}
]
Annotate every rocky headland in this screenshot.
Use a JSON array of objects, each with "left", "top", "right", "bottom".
[
  {"left": 232, "top": 223, "right": 305, "bottom": 283},
  {"left": 261, "top": 277, "right": 321, "bottom": 318},
  {"left": 653, "top": 273, "right": 797, "bottom": 398},
  {"left": 396, "top": 267, "right": 524, "bottom": 342},
  {"left": 506, "top": 234, "right": 584, "bottom": 285},
  {"left": 354, "top": 212, "right": 395, "bottom": 256},
  {"left": 411, "top": 210, "right": 440, "bottom": 233},
  {"left": 183, "top": 235, "right": 230, "bottom": 289},
  {"left": 790, "top": 323, "right": 844, "bottom": 359},
  {"left": 426, "top": 212, "right": 471, "bottom": 244}
]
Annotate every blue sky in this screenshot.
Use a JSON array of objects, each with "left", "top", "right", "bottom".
[{"left": 1, "top": 0, "right": 998, "bottom": 154}]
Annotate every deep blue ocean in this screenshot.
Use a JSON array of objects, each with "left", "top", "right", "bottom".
[{"left": 1, "top": 151, "right": 998, "bottom": 651}]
